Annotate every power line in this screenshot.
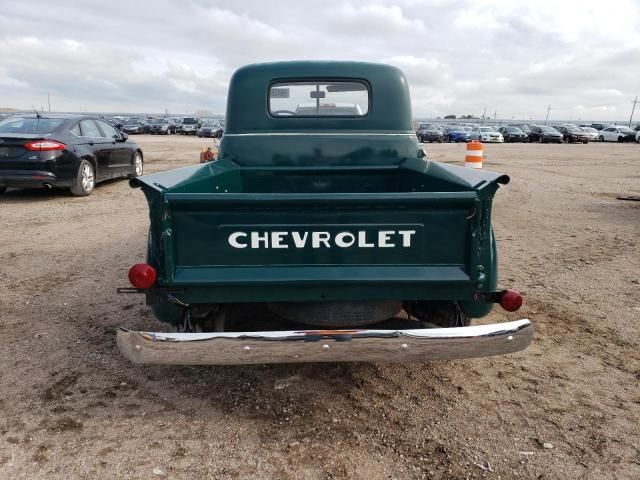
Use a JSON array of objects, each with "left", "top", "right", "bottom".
[
  {"left": 544, "top": 105, "right": 551, "bottom": 125},
  {"left": 629, "top": 96, "right": 638, "bottom": 127}
]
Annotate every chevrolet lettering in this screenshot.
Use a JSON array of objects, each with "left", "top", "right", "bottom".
[
  {"left": 228, "top": 230, "right": 417, "bottom": 249},
  {"left": 117, "top": 61, "right": 532, "bottom": 366}
]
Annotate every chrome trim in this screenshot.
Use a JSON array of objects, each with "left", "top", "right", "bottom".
[
  {"left": 222, "top": 133, "right": 415, "bottom": 137},
  {"left": 117, "top": 319, "right": 532, "bottom": 365}
]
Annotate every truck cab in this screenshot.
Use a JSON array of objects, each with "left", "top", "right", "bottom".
[{"left": 117, "top": 61, "right": 532, "bottom": 366}]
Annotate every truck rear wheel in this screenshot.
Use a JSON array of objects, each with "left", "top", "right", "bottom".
[
  {"left": 268, "top": 300, "right": 402, "bottom": 327},
  {"left": 406, "top": 301, "right": 470, "bottom": 328}
]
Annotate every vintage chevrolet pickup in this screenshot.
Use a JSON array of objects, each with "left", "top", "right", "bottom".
[{"left": 117, "top": 61, "right": 532, "bottom": 365}]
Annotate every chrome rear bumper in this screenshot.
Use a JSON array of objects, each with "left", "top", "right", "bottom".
[{"left": 116, "top": 319, "right": 532, "bottom": 365}]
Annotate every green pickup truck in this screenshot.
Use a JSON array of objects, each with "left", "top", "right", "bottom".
[{"left": 117, "top": 61, "right": 532, "bottom": 365}]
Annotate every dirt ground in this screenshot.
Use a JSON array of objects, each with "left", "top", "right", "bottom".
[{"left": 0, "top": 135, "right": 639, "bottom": 480}]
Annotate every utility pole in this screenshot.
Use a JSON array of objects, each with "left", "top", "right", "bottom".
[
  {"left": 47, "top": 92, "right": 51, "bottom": 112},
  {"left": 544, "top": 105, "right": 551, "bottom": 125},
  {"left": 629, "top": 96, "right": 638, "bottom": 127},
  {"left": 482, "top": 105, "right": 487, "bottom": 125}
]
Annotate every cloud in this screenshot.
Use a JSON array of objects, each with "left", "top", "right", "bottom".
[{"left": 0, "top": 0, "right": 638, "bottom": 121}]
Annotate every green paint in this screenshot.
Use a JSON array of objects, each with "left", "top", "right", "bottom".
[{"left": 130, "top": 61, "right": 510, "bottom": 325}]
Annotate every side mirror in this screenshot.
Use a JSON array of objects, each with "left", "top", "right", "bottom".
[{"left": 120, "top": 133, "right": 128, "bottom": 142}]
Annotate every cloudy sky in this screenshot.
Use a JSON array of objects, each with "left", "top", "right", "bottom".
[{"left": 1, "top": 0, "right": 639, "bottom": 121}]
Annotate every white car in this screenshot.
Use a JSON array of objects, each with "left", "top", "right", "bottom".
[
  {"left": 470, "top": 126, "right": 504, "bottom": 143},
  {"left": 579, "top": 127, "right": 599, "bottom": 142},
  {"left": 636, "top": 131, "right": 640, "bottom": 143},
  {"left": 598, "top": 125, "right": 636, "bottom": 142}
]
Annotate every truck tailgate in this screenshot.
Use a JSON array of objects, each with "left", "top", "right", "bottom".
[{"left": 159, "top": 191, "right": 480, "bottom": 298}]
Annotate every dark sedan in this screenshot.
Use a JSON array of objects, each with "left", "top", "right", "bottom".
[
  {"left": 197, "top": 121, "right": 224, "bottom": 138},
  {"left": 556, "top": 126, "right": 589, "bottom": 143},
  {"left": 0, "top": 114, "right": 143, "bottom": 196},
  {"left": 121, "top": 120, "right": 148, "bottom": 135},
  {"left": 147, "top": 118, "right": 170, "bottom": 135},
  {"left": 416, "top": 124, "right": 443, "bottom": 143},
  {"left": 512, "top": 124, "right": 532, "bottom": 134},
  {"left": 167, "top": 119, "right": 180, "bottom": 134},
  {"left": 529, "top": 125, "right": 563, "bottom": 143},
  {"left": 499, "top": 126, "right": 529, "bottom": 143}
]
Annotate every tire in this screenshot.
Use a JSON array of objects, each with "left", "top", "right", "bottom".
[
  {"left": 539, "top": 136, "right": 544, "bottom": 143},
  {"left": 599, "top": 136, "right": 604, "bottom": 142},
  {"left": 618, "top": 136, "right": 623, "bottom": 142},
  {"left": 128, "top": 152, "right": 143, "bottom": 179},
  {"left": 408, "top": 301, "right": 470, "bottom": 328},
  {"left": 268, "top": 300, "right": 402, "bottom": 327},
  {"left": 70, "top": 160, "right": 95, "bottom": 196},
  {"left": 0, "top": 186, "right": 6, "bottom": 195}
]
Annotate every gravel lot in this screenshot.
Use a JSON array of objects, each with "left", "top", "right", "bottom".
[{"left": 1, "top": 135, "right": 639, "bottom": 479}]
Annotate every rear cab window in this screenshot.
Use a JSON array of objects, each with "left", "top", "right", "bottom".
[{"left": 269, "top": 80, "right": 369, "bottom": 117}]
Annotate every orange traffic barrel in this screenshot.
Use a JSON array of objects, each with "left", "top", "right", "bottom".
[{"left": 465, "top": 140, "right": 483, "bottom": 169}]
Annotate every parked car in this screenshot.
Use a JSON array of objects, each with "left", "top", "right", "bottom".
[
  {"left": 171, "top": 118, "right": 183, "bottom": 134},
  {"left": 197, "top": 121, "right": 224, "bottom": 138},
  {"left": 528, "top": 125, "right": 563, "bottom": 143},
  {"left": 578, "top": 127, "right": 599, "bottom": 142},
  {"left": 166, "top": 118, "right": 180, "bottom": 134},
  {"left": 444, "top": 126, "right": 471, "bottom": 143},
  {"left": 0, "top": 114, "right": 143, "bottom": 196},
  {"left": 180, "top": 117, "right": 200, "bottom": 135},
  {"left": 598, "top": 126, "right": 636, "bottom": 142},
  {"left": 121, "top": 119, "right": 148, "bottom": 135},
  {"left": 469, "top": 126, "right": 503, "bottom": 143},
  {"left": 147, "top": 118, "right": 170, "bottom": 135},
  {"left": 556, "top": 126, "right": 589, "bottom": 143},
  {"left": 590, "top": 123, "right": 612, "bottom": 131},
  {"left": 636, "top": 131, "right": 640, "bottom": 143},
  {"left": 109, "top": 117, "right": 129, "bottom": 130},
  {"left": 512, "top": 124, "right": 532, "bottom": 134},
  {"left": 499, "top": 126, "right": 529, "bottom": 143},
  {"left": 416, "top": 123, "right": 444, "bottom": 143}
]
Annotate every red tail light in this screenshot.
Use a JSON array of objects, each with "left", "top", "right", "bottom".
[
  {"left": 24, "top": 140, "right": 66, "bottom": 151},
  {"left": 128, "top": 264, "right": 157, "bottom": 289},
  {"left": 500, "top": 289, "right": 523, "bottom": 312}
]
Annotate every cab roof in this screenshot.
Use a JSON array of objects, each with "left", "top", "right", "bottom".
[{"left": 224, "top": 61, "right": 414, "bottom": 133}]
